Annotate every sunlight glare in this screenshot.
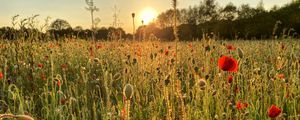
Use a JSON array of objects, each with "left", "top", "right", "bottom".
[{"left": 140, "top": 7, "right": 157, "bottom": 24}]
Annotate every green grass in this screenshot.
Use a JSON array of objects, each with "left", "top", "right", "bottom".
[{"left": 0, "top": 39, "right": 299, "bottom": 120}]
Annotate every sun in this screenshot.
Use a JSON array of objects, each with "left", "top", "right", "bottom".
[{"left": 140, "top": 7, "right": 157, "bottom": 24}]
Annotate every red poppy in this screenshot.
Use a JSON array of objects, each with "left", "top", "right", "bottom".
[
  {"left": 218, "top": 56, "right": 238, "bottom": 72},
  {"left": 226, "top": 45, "right": 236, "bottom": 50},
  {"left": 44, "top": 56, "right": 49, "bottom": 60},
  {"left": 188, "top": 43, "right": 193, "bottom": 48},
  {"left": 57, "top": 80, "right": 61, "bottom": 87},
  {"left": 285, "top": 91, "right": 289, "bottom": 98},
  {"left": 281, "top": 44, "right": 286, "bottom": 50},
  {"left": 268, "top": 104, "right": 281, "bottom": 118},
  {"left": 89, "top": 47, "right": 94, "bottom": 57},
  {"left": 234, "top": 86, "right": 240, "bottom": 93},
  {"left": 135, "top": 49, "right": 142, "bottom": 57},
  {"left": 0, "top": 72, "right": 3, "bottom": 79},
  {"left": 97, "top": 44, "right": 103, "bottom": 49},
  {"left": 172, "top": 52, "right": 176, "bottom": 57},
  {"left": 236, "top": 101, "right": 248, "bottom": 110},
  {"left": 165, "top": 49, "right": 169, "bottom": 56},
  {"left": 244, "top": 103, "right": 249, "bottom": 108},
  {"left": 122, "top": 108, "right": 126, "bottom": 120},
  {"left": 40, "top": 73, "right": 46, "bottom": 81},
  {"left": 37, "top": 63, "right": 44, "bottom": 68},
  {"left": 60, "top": 98, "right": 67, "bottom": 105},
  {"left": 236, "top": 101, "right": 243, "bottom": 110},
  {"left": 227, "top": 75, "right": 233, "bottom": 83},
  {"left": 210, "top": 58, "right": 214, "bottom": 64},
  {"left": 277, "top": 74, "right": 285, "bottom": 79},
  {"left": 49, "top": 44, "right": 54, "bottom": 48},
  {"left": 61, "top": 64, "right": 67, "bottom": 69}
]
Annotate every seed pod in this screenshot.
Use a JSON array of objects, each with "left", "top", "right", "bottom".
[
  {"left": 237, "top": 48, "right": 244, "bottom": 59},
  {"left": 93, "top": 58, "right": 100, "bottom": 63},
  {"left": 123, "top": 84, "right": 134, "bottom": 100},
  {"left": 198, "top": 79, "right": 206, "bottom": 90}
]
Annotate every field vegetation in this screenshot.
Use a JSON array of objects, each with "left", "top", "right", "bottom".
[
  {"left": 0, "top": 39, "right": 299, "bottom": 119},
  {"left": 0, "top": 0, "right": 299, "bottom": 120}
]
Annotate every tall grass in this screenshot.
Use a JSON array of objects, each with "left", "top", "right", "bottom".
[{"left": 0, "top": 39, "right": 299, "bottom": 119}]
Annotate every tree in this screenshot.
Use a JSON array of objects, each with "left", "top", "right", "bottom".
[
  {"left": 256, "top": 0, "right": 266, "bottom": 13},
  {"left": 220, "top": 2, "right": 237, "bottom": 21},
  {"left": 156, "top": 10, "right": 174, "bottom": 28},
  {"left": 49, "top": 19, "right": 71, "bottom": 30},
  {"left": 237, "top": 4, "right": 257, "bottom": 19},
  {"left": 73, "top": 26, "right": 83, "bottom": 38},
  {"left": 200, "top": 0, "right": 218, "bottom": 22},
  {"left": 180, "top": 6, "right": 198, "bottom": 25}
]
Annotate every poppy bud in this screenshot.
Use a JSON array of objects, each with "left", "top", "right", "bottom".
[
  {"left": 123, "top": 84, "right": 134, "bottom": 100},
  {"left": 237, "top": 48, "right": 244, "bottom": 59},
  {"left": 227, "top": 75, "right": 233, "bottom": 84},
  {"left": 198, "top": 79, "right": 206, "bottom": 90}
]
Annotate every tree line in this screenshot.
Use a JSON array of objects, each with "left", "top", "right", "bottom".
[
  {"left": 149, "top": 0, "right": 300, "bottom": 40},
  {"left": 0, "top": 0, "right": 299, "bottom": 41}
]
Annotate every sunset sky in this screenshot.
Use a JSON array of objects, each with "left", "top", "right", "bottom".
[{"left": 0, "top": 0, "right": 292, "bottom": 32}]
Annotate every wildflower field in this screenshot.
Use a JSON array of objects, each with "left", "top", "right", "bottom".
[{"left": 0, "top": 39, "right": 299, "bottom": 120}]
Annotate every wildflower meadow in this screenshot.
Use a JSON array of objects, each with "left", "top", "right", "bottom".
[
  {"left": 0, "top": 0, "right": 300, "bottom": 120},
  {"left": 0, "top": 39, "right": 299, "bottom": 119}
]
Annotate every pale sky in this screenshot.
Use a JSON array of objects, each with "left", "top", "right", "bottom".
[{"left": 0, "top": 0, "right": 292, "bottom": 32}]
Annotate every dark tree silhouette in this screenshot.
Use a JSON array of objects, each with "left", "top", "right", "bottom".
[{"left": 49, "top": 19, "right": 71, "bottom": 30}]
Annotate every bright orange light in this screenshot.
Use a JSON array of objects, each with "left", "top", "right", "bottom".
[{"left": 140, "top": 7, "right": 157, "bottom": 24}]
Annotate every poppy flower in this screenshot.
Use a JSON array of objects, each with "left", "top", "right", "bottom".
[
  {"left": 40, "top": 73, "right": 46, "bottom": 81},
  {"left": 218, "top": 56, "right": 238, "bottom": 72},
  {"left": 60, "top": 98, "right": 67, "bottom": 105},
  {"left": 97, "top": 44, "right": 103, "bottom": 49},
  {"left": 210, "top": 58, "right": 214, "bottom": 64},
  {"left": 188, "top": 43, "right": 193, "bottom": 48},
  {"left": 44, "top": 56, "right": 49, "bottom": 60},
  {"left": 234, "top": 86, "right": 240, "bottom": 93},
  {"left": 135, "top": 51, "right": 142, "bottom": 57},
  {"left": 236, "top": 101, "right": 248, "bottom": 110},
  {"left": 226, "top": 45, "right": 236, "bottom": 50},
  {"left": 281, "top": 44, "right": 286, "bottom": 50},
  {"left": 227, "top": 75, "right": 233, "bottom": 83},
  {"left": 277, "top": 74, "right": 285, "bottom": 79},
  {"left": 61, "top": 64, "right": 67, "bottom": 69},
  {"left": 57, "top": 80, "right": 61, "bottom": 87},
  {"left": 0, "top": 72, "right": 3, "bottom": 79},
  {"left": 165, "top": 49, "right": 169, "bottom": 56},
  {"left": 37, "top": 63, "right": 44, "bottom": 68},
  {"left": 122, "top": 108, "right": 126, "bottom": 120},
  {"left": 236, "top": 101, "right": 243, "bottom": 110},
  {"left": 244, "top": 103, "right": 249, "bottom": 108},
  {"left": 89, "top": 47, "right": 94, "bottom": 57},
  {"left": 268, "top": 104, "right": 281, "bottom": 118}
]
